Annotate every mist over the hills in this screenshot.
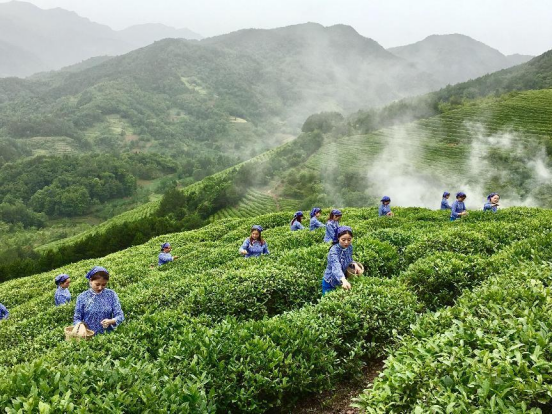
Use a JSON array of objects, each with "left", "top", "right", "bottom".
[
  {"left": 0, "top": 0, "right": 539, "bottom": 86},
  {"left": 0, "top": 1, "right": 202, "bottom": 77}
]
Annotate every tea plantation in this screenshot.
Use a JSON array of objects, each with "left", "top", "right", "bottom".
[{"left": 0, "top": 207, "right": 550, "bottom": 413}]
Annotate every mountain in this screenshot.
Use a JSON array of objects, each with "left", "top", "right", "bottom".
[
  {"left": 0, "top": 39, "right": 47, "bottom": 77},
  {"left": 201, "top": 23, "right": 437, "bottom": 122},
  {"left": 388, "top": 34, "right": 534, "bottom": 86},
  {"left": 0, "top": 23, "right": 443, "bottom": 160},
  {"left": 506, "top": 53, "right": 535, "bottom": 66},
  {"left": 0, "top": 1, "right": 201, "bottom": 77},
  {"left": 0, "top": 28, "right": 549, "bottom": 283},
  {"left": 117, "top": 23, "right": 203, "bottom": 45}
]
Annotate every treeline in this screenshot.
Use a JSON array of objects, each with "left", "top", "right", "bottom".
[
  {"left": 0, "top": 132, "right": 323, "bottom": 283},
  {"left": 0, "top": 153, "right": 177, "bottom": 225}
]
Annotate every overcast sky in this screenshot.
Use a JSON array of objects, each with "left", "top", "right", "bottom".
[{"left": 2, "top": 0, "right": 551, "bottom": 55}]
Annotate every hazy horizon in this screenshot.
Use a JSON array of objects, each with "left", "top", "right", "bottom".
[{"left": 0, "top": 0, "right": 551, "bottom": 56}]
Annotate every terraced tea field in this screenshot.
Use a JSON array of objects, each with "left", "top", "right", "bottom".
[
  {"left": 0, "top": 207, "right": 550, "bottom": 413},
  {"left": 210, "top": 189, "right": 299, "bottom": 221},
  {"left": 305, "top": 89, "right": 552, "bottom": 183}
]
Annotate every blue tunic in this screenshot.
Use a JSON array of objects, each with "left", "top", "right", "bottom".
[
  {"left": 483, "top": 203, "right": 498, "bottom": 212},
  {"left": 290, "top": 221, "right": 305, "bottom": 231},
  {"left": 73, "top": 289, "right": 124, "bottom": 335},
  {"left": 450, "top": 200, "right": 466, "bottom": 220},
  {"left": 0, "top": 303, "right": 8, "bottom": 320},
  {"left": 324, "top": 220, "right": 339, "bottom": 243},
  {"left": 309, "top": 216, "right": 325, "bottom": 231},
  {"left": 379, "top": 203, "right": 391, "bottom": 216},
  {"left": 441, "top": 198, "right": 451, "bottom": 210},
  {"left": 323, "top": 244, "right": 353, "bottom": 292},
  {"left": 55, "top": 287, "right": 71, "bottom": 306},
  {"left": 240, "top": 238, "right": 269, "bottom": 258},
  {"left": 158, "top": 252, "right": 174, "bottom": 266}
]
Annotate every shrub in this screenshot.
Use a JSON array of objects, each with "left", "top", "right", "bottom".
[
  {"left": 355, "top": 261, "right": 552, "bottom": 414},
  {"left": 399, "top": 252, "right": 488, "bottom": 310}
]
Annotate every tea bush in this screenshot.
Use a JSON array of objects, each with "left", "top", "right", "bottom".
[
  {"left": 355, "top": 244, "right": 552, "bottom": 413},
  {"left": 0, "top": 207, "right": 550, "bottom": 413},
  {"left": 399, "top": 252, "right": 489, "bottom": 310}
]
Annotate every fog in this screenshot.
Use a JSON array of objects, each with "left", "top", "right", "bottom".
[{"left": 364, "top": 122, "right": 552, "bottom": 210}]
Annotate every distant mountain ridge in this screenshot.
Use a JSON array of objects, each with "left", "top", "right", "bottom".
[
  {"left": 388, "top": 34, "right": 534, "bottom": 86},
  {"left": 0, "top": 2, "right": 535, "bottom": 87},
  {"left": 0, "top": 1, "right": 202, "bottom": 77}
]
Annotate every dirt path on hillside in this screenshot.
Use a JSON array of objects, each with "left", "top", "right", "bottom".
[{"left": 292, "top": 358, "right": 385, "bottom": 414}]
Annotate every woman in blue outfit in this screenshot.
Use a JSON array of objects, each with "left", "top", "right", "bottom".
[
  {"left": 483, "top": 193, "right": 500, "bottom": 212},
  {"left": 239, "top": 225, "right": 270, "bottom": 258},
  {"left": 73, "top": 266, "right": 124, "bottom": 335},
  {"left": 450, "top": 192, "right": 468, "bottom": 221},
  {"left": 54, "top": 273, "right": 71, "bottom": 306},
  {"left": 324, "top": 209, "right": 342, "bottom": 243},
  {"left": 322, "top": 226, "right": 362, "bottom": 295},
  {"left": 0, "top": 303, "right": 8, "bottom": 321},
  {"left": 441, "top": 192, "right": 451, "bottom": 210},
  {"left": 379, "top": 196, "right": 394, "bottom": 217},
  {"left": 290, "top": 211, "right": 305, "bottom": 231},
  {"left": 158, "top": 242, "right": 179, "bottom": 266},
  {"left": 309, "top": 208, "right": 325, "bottom": 231}
]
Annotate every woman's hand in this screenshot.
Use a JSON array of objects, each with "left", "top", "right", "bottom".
[
  {"left": 387, "top": 212, "right": 394, "bottom": 217},
  {"left": 240, "top": 249, "right": 248, "bottom": 255},
  {"left": 353, "top": 263, "right": 363, "bottom": 274},
  {"left": 342, "top": 278, "right": 352, "bottom": 290},
  {"left": 173, "top": 256, "right": 179, "bottom": 260},
  {"left": 101, "top": 318, "right": 116, "bottom": 328}
]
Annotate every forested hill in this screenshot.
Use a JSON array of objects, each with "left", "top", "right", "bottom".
[
  {"left": 1, "top": 25, "right": 545, "bottom": 166},
  {"left": 0, "top": 23, "right": 437, "bottom": 144},
  {"left": 0, "top": 35, "right": 549, "bottom": 283},
  {"left": 2, "top": 68, "right": 549, "bottom": 282},
  {"left": 1, "top": 24, "right": 543, "bottom": 166}
]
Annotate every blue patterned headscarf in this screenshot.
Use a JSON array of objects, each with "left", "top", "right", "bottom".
[
  {"left": 310, "top": 207, "right": 321, "bottom": 218},
  {"left": 487, "top": 193, "right": 499, "bottom": 200},
  {"left": 251, "top": 225, "right": 263, "bottom": 232},
  {"left": 381, "top": 196, "right": 391, "bottom": 202},
  {"left": 294, "top": 211, "right": 303, "bottom": 218},
  {"left": 54, "top": 274, "right": 70, "bottom": 286},
  {"left": 330, "top": 209, "right": 342, "bottom": 217},
  {"left": 160, "top": 242, "right": 171, "bottom": 252},
  {"left": 85, "top": 266, "right": 109, "bottom": 280},
  {"left": 443, "top": 191, "right": 450, "bottom": 197},
  {"left": 336, "top": 226, "right": 353, "bottom": 237},
  {"left": 456, "top": 192, "right": 467, "bottom": 198}
]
